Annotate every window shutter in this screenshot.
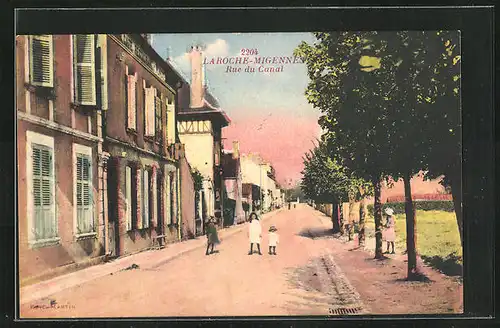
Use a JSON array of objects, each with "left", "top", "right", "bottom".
[
  {"left": 152, "top": 168, "right": 158, "bottom": 227},
  {"left": 125, "top": 166, "right": 132, "bottom": 231},
  {"left": 127, "top": 74, "right": 137, "bottom": 130},
  {"left": 136, "top": 168, "right": 142, "bottom": 229},
  {"left": 76, "top": 154, "right": 93, "bottom": 234},
  {"left": 32, "top": 144, "right": 56, "bottom": 240},
  {"left": 167, "top": 103, "right": 175, "bottom": 144},
  {"left": 143, "top": 170, "right": 149, "bottom": 228},
  {"left": 154, "top": 96, "right": 161, "bottom": 138},
  {"left": 74, "top": 35, "right": 96, "bottom": 105},
  {"left": 29, "top": 35, "right": 53, "bottom": 87},
  {"left": 145, "top": 87, "right": 156, "bottom": 136}
]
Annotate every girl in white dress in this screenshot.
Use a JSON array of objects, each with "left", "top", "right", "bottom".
[
  {"left": 248, "top": 212, "right": 262, "bottom": 255},
  {"left": 268, "top": 226, "right": 279, "bottom": 255}
]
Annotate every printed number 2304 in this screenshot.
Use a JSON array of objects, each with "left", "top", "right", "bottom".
[{"left": 241, "top": 48, "right": 258, "bottom": 56}]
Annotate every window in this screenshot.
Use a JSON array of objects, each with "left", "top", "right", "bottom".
[
  {"left": 144, "top": 85, "right": 156, "bottom": 137},
  {"left": 166, "top": 100, "right": 175, "bottom": 144},
  {"left": 135, "top": 167, "right": 142, "bottom": 229},
  {"left": 31, "top": 143, "right": 57, "bottom": 241},
  {"left": 73, "top": 34, "right": 96, "bottom": 105},
  {"left": 143, "top": 169, "right": 150, "bottom": 228},
  {"left": 126, "top": 69, "right": 138, "bottom": 130},
  {"left": 29, "top": 35, "right": 54, "bottom": 87},
  {"left": 75, "top": 151, "right": 94, "bottom": 234},
  {"left": 125, "top": 166, "right": 132, "bottom": 231},
  {"left": 155, "top": 95, "right": 162, "bottom": 140}
]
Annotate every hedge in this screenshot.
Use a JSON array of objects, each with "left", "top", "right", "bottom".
[
  {"left": 367, "top": 200, "right": 455, "bottom": 216},
  {"left": 386, "top": 193, "right": 452, "bottom": 203}
]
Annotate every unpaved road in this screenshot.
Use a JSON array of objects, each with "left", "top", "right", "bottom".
[{"left": 20, "top": 205, "right": 461, "bottom": 318}]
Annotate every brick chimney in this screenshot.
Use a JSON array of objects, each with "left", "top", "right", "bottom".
[
  {"left": 232, "top": 140, "right": 240, "bottom": 159},
  {"left": 189, "top": 45, "right": 204, "bottom": 108}
]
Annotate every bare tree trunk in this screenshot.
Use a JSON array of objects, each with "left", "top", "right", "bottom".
[
  {"left": 347, "top": 191, "right": 356, "bottom": 241},
  {"left": 403, "top": 173, "right": 422, "bottom": 280},
  {"left": 448, "top": 172, "right": 463, "bottom": 246},
  {"left": 373, "top": 180, "right": 384, "bottom": 259},
  {"left": 358, "top": 197, "right": 366, "bottom": 246},
  {"left": 339, "top": 202, "right": 345, "bottom": 235},
  {"left": 332, "top": 199, "right": 341, "bottom": 233}
]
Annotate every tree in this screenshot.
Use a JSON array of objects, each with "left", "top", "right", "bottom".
[
  {"left": 296, "top": 32, "right": 392, "bottom": 259},
  {"left": 296, "top": 31, "right": 461, "bottom": 279},
  {"left": 301, "top": 142, "right": 350, "bottom": 233}
]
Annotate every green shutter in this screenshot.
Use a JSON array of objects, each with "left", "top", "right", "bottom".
[
  {"left": 30, "top": 35, "right": 53, "bottom": 87},
  {"left": 74, "top": 35, "right": 96, "bottom": 105},
  {"left": 32, "top": 144, "right": 55, "bottom": 240},
  {"left": 76, "top": 153, "right": 93, "bottom": 234}
]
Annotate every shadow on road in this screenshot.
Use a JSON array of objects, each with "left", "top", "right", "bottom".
[{"left": 297, "top": 228, "right": 335, "bottom": 239}]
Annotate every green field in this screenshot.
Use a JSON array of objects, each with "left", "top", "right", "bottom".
[{"left": 364, "top": 210, "right": 462, "bottom": 276}]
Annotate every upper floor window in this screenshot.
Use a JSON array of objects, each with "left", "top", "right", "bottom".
[
  {"left": 73, "top": 34, "right": 96, "bottom": 106},
  {"left": 29, "top": 35, "right": 54, "bottom": 88},
  {"left": 144, "top": 84, "right": 157, "bottom": 137},
  {"left": 125, "top": 67, "right": 138, "bottom": 131},
  {"left": 155, "top": 94, "right": 162, "bottom": 141},
  {"left": 166, "top": 99, "right": 175, "bottom": 145}
]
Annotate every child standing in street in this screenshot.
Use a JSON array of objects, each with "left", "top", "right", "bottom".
[
  {"left": 205, "top": 217, "right": 220, "bottom": 255},
  {"left": 248, "top": 212, "right": 262, "bottom": 255},
  {"left": 268, "top": 225, "right": 279, "bottom": 255}
]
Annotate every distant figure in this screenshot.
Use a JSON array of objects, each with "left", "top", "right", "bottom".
[
  {"left": 248, "top": 212, "right": 262, "bottom": 255},
  {"left": 205, "top": 217, "right": 220, "bottom": 255},
  {"left": 268, "top": 225, "right": 279, "bottom": 255},
  {"left": 383, "top": 208, "right": 396, "bottom": 254},
  {"left": 288, "top": 202, "right": 291, "bottom": 210}
]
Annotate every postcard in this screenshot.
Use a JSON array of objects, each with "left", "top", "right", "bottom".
[{"left": 16, "top": 30, "right": 463, "bottom": 318}]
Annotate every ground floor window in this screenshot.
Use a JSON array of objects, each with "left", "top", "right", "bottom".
[
  {"left": 125, "top": 165, "right": 132, "bottom": 231},
  {"left": 74, "top": 144, "right": 94, "bottom": 235},
  {"left": 27, "top": 131, "right": 57, "bottom": 244}
]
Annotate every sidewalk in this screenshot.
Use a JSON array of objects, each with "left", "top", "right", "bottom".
[{"left": 20, "top": 209, "right": 283, "bottom": 305}]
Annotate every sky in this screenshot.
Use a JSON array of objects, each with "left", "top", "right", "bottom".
[{"left": 152, "top": 33, "right": 322, "bottom": 186}]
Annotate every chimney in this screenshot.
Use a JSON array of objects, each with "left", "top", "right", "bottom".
[
  {"left": 232, "top": 141, "right": 240, "bottom": 159},
  {"left": 189, "top": 45, "right": 204, "bottom": 108}
]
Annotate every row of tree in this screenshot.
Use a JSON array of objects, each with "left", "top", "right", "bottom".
[{"left": 295, "top": 31, "right": 461, "bottom": 280}]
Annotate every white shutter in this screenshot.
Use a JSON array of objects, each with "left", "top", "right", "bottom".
[
  {"left": 152, "top": 169, "right": 158, "bottom": 227},
  {"left": 125, "top": 166, "right": 132, "bottom": 231},
  {"left": 29, "top": 35, "right": 53, "bottom": 87},
  {"left": 145, "top": 87, "right": 156, "bottom": 136},
  {"left": 127, "top": 74, "right": 137, "bottom": 130},
  {"left": 136, "top": 168, "right": 143, "bottom": 229},
  {"left": 143, "top": 170, "right": 149, "bottom": 228},
  {"left": 74, "top": 35, "right": 96, "bottom": 105},
  {"left": 167, "top": 103, "right": 175, "bottom": 144}
]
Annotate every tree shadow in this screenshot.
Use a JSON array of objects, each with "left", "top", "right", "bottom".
[
  {"left": 421, "top": 254, "right": 463, "bottom": 277},
  {"left": 297, "top": 228, "right": 335, "bottom": 239},
  {"left": 394, "top": 274, "right": 433, "bottom": 283}
]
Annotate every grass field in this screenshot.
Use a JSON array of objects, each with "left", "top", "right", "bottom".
[{"left": 364, "top": 210, "right": 462, "bottom": 276}]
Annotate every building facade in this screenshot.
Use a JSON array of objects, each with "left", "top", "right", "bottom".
[
  {"left": 103, "top": 34, "right": 190, "bottom": 257},
  {"left": 221, "top": 141, "right": 245, "bottom": 225},
  {"left": 16, "top": 34, "right": 107, "bottom": 282},
  {"left": 175, "top": 46, "right": 231, "bottom": 228}
]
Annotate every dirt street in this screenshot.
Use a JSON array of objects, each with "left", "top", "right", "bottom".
[{"left": 20, "top": 205, "right": 462, "bottom": 318}]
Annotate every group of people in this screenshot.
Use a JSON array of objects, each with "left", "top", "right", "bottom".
[{"left": 204, "top": 212, "right": 280, "bottom": 256}]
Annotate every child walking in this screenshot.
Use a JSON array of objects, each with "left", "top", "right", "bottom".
[
  {"left": 205, "top": 217, "right": 220, "bottom": 255},
  {"left": 268, "top": 226, "right": 279, "bottom": 255}
]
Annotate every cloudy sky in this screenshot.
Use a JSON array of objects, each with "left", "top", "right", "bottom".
[{"left": 152, "top": 33, "right": 322, "bottom": 186}]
